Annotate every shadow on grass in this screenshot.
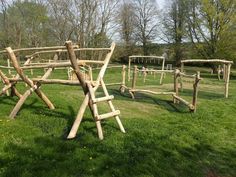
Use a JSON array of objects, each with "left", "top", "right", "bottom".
[
  {"left": 0, "top": 96, "right": 18, "bottom": 106},
  {"left": 180, "top": 88, "right": 225, "bottom": 100},
  {"left": 109, "top": 89, "right": 192, "bottom": 113},
  {"left": 0, "top": 131, "right": 235, "bottom": 177}
]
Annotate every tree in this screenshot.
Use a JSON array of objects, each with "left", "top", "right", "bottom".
[
  {"left": 71, "top": 0, "right": 118, "bottom": 47},
  {"left": 186, "top": 0, "right": 236, "bottom": 59},
  {"left": 46, "top": 0, "right": 75, "bottom": 45},
  {"left": 94, "top": 0, "right": 119, "bottom": 47},
  {"left": 116, "top": 1, "right": 136, "bottom": 58},
  {"left": 133, "top": 0, "right": 159, "bottom": 55},
  {"left": 0, "top": 0, "right": 10, "bottom": 48},
  {"left": 161, "top": 0, "right": 188, "bottom": 66},
  {"left": 118, "top": 1, "right": 136, "bottom": 46},
  {"left": 0, "top": 1, "right": 49, "bottom": 48},
  {"left": 70, "top": 0, "right": 98, "bottom": 47}
]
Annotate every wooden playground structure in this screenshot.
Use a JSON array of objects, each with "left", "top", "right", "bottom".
[
  {"left": 121, "top": 65, "right": 201, "bottom": 112},
  {"left": 1, "top": 42, "right": 234, "bottom": 139},
  {"left": 128, "top": 55, "right": 167, "bottom": 84},
  {"left": 181, "top": 59, "right": 233, "bottom": 98},
  {"left": 0, "top": 42, "right": 125, "bottom": 140}
]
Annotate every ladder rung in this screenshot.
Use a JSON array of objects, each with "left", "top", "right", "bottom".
[
  {"left": 97, "top": 110, "right": 120, "bottom": 120},
  {"left": 92, "top": 95, "right": 114, "bottom": 103}
]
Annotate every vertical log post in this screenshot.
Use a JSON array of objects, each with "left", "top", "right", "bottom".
[
  {"left": 180, "top": 63, "right": 184, "bottom": 91},
  {"left": 53, "top": 52, "right": 58, "bottom": 61},
  {"left": 223, "top": 64, "right": 226, "bottom": 81},
  {"left": 29, "top": 60, "right": 33, "bottom": 75},
  {"left": 128, "top": 57, "right": 131, "bottom": 81},
  {"left": 129, "top": 65, "right": 138, "bottom": 99},
  {"left": 160, "top": 57, "right": 165, "bottom": 84},
  {"left": 88, "top": 66, "right": 93, "bottom": 82},
  {"left": 173, "top": 69, "right": 179, "bottom": 104},
  {"left": 192, "top": 71, "right": 201, "bottom": 112},
  {"left": 181, "top": 63, "right": 184, "bottom": 73},
  {"left": 7, "top": 59, "right": 11, "bottom": 75},
  {"left": 132, "top": 65, "right": 138, "bottom": 89},
  {"left": 217, "top": 65, "right": 221, "bottom": 81},
  {"left": 143, "top": 69, "right": 147, "bottom": 83},
  {"left": 120, "top": 65, "right": 126, "bottom": 93},
  {"left": 225, "top": 64, "right": 231, "bottom": 98}
]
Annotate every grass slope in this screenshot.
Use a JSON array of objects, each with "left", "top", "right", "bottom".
[{"left": 0, "top": 66, "right": 235, "bottom": 177}]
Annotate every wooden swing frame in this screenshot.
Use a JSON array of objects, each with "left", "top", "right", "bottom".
[
  {"left": 181, "top": 59, "right": 233, "bottom": 98},
  {"left": 128, "top": 55, "right": 166, "bottom": 84}
]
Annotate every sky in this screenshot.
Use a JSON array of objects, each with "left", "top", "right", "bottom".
[{"left": 156, "top": 0, "right": 166, "bottom": 9}]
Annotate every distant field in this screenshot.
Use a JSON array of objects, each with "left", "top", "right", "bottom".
[{"left": 0, "top": 66, "right": 235, "bottom": 177}]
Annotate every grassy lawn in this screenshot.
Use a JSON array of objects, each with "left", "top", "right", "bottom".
[{"left": 0, "top": 66, "right": 235, "bottom": 177}]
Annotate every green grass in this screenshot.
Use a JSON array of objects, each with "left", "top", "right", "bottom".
[{"left": 0, "top": 66, "right": 235, "bottom": 177}]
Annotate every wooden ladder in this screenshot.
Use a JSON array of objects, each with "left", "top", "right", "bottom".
[
  {"left": 66, "top": 41, "right": 125, "bottom": 140},
  {"left": 86, "top": 79, "right": 124, "bottom": 139}
]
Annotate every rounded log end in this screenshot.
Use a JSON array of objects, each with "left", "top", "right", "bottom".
[
  {"left": 98, "top": 136, "right": 104, "bottom": 140},
  {"left": 189, "top": 105, "right": 195, "bottom": 111},
  {"left": 67, "top": 134, "right": 76, "bottom": 139},
  {"left": 5, "top": 47, "right": 14, "bottom": 54},
  {"left": 65, "top": 40, "right": 72, "bottom": 44},
  {"left": 121, "top": 129, "right": 126, "bottom": 133},
  {"left": 49, "top": 105, "right": 55, "bottom": 110}
]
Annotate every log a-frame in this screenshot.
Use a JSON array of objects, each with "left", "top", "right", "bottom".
[
  {"left": 1, "top": 42, "right": 125, "bottom": 140},
  {"left": 65, "top": 41, "right": 126, "bottom": 140}
]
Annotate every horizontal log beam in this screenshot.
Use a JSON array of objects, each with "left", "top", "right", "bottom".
[
  {"left": 21, "top": 60, "right": 104, "bottom": 70},
  {"left": 129, "top": 55, "right": 164, "bottom": 59},
  {"left": 33, "top": 79, "right": 81, "bottom": 85},
  {"left": 179, "top": 73, "right": 197, "bottom": 79},
  {"left": 9, "top": 77, "right": 120, "bottom": 87},
  {"left": 92, "top": 65, "right": 123, "bottom": 70},
  {"left": 130, "top": 89, "right": 175, "bottom": 95},
  {"left": 137, "top": 69, "right": 174, "bottom": 73},
  {"left": 0, "top": 45, "right": 79, "bottom": 54},
  {"left": 181, "top": 59, "right": 233, "bottom": 64},
  {"left": 106, "top": 82, "right": 122, "bottom": 86},
  {"left": 0, "top": 65, "right": 13, "bottom": 69},
  {"left": 26, "top": 47, "right": 110, "bottom": 59},
  {"left": 8, "top": 78, "right": 81, "bottom": 85}
]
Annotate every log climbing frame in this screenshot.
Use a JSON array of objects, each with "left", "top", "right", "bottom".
[
  {"left": 0, "top": 42, "right": 125, "bottom": 140},
  {"left": 5, "top": 47, "right": 56, "bottom": 118},
  {"left": 181, "top": 59, "right": 233, "bottom": 98},
  {"left": 126, "top": 65, "right": 201, "bottom": 112},
  {"left": 0, "top": 45, "right": 79, "bottom": 116},
  {"left": 0, "top": 45, "right": 79, "bottom": 97},
  {"left": 128, "top": 56, "right": 166, "bottom": 84}
]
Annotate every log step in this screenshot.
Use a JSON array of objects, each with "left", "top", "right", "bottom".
[
  {"left": 96, "top": 110, "right": 120, "bottom": 120},
  {"left": 173, "top": 94, "right": 194, "bottom": 110},
  {"left": 92, "top": 95, "right": 114, "bottom": 103}
]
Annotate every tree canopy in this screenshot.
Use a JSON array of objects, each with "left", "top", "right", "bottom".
[{"left": 0, "top": 0, "right": 235, "bottom": 62}]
